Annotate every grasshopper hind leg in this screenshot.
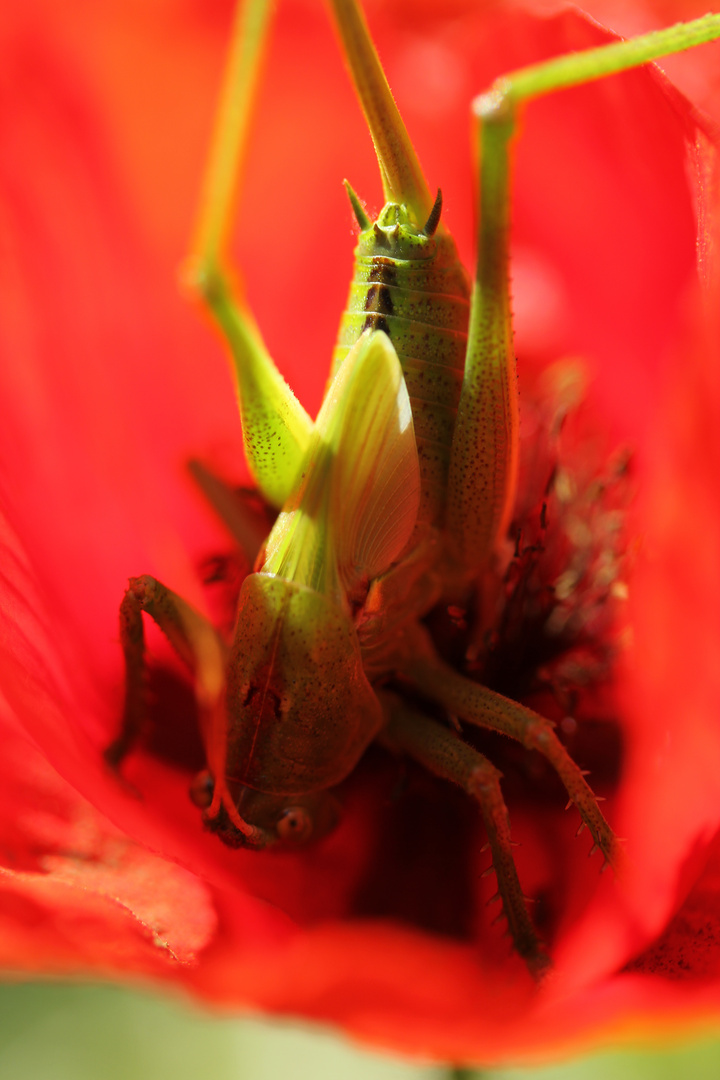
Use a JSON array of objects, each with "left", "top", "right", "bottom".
[
  {"left": 185, "top": 0, "right": 312, "bottom": 510},
  {"left": 380, "top": 693, "right": 550, "bottom": 977},
  {"left": 400, "top": 634, "right": 622, "bottom": 874}
]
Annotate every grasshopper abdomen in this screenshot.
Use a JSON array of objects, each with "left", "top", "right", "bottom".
[{"left": 333, "top": 201, "right": 470, "bottom": 526}]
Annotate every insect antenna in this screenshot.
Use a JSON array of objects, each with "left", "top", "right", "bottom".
[{"left": 422, "top": 189, "right": 443, "bottom": 237}]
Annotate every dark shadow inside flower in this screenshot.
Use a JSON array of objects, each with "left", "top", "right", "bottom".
[{"left": 142, "top": 667, "right": 206, "bottom": 774}]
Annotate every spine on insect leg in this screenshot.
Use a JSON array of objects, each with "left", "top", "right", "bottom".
[{"left": 333, "top": 206, "right": 470, "bottom": 529}]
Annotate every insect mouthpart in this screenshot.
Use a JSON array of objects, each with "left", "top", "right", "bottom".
[{"left": 192, "top": 775, "right": 338, "bottom": 851}]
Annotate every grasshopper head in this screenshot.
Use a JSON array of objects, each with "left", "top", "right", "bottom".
[
  {"left": 190, "top": 772, "right": 340, "bottom": 849},
  {"left": 194, "top": 572, "right": 384, "bottom": 848}
]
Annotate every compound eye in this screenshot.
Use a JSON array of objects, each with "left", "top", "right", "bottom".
[
  {"left": 189, "top": 770, "right": 214, "bottom": 809},
  {"left": 276, "top": 806, "right": 313, "bottom": 844}
]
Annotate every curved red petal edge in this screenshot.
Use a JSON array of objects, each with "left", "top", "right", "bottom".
[{"left": 2, "top": 0, "right": 720, "bottom": 1063}]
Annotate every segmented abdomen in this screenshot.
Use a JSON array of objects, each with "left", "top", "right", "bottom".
[{"left": 333, "top": 241, "right": 470, "bottom": 527}]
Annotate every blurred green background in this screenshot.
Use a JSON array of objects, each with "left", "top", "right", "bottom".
[{"left": 0, "top": 982, "right": 719, "bottom": 1079}]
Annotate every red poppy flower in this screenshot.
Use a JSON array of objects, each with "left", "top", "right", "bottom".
[{"left": 2, "top": 0, "right": 720, "bottom": 1065}]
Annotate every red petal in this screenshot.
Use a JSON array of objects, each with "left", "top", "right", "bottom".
[{"left": 2, "top": 0, "right": 720, "bottom": 1062}]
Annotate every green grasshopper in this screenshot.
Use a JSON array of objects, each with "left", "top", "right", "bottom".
[{"left": 108, "top": 0, "right": 720, "bottom": 974}]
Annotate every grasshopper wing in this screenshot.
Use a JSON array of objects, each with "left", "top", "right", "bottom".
[
  {"left": 322, "top": 329, "right": 421, "bottom": 594},
  {"left": 263, "top": 329, "right": 420, "bottom": 600}
]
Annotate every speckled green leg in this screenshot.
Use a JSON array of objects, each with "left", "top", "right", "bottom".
[
  {"left": 186, "top": 0, "right": 312, "bottom": 508},
  {"left": 445, "top": 104, "right": 517, "bottom": 572},
  {"left": 381, "top": 693, "right": 549, "bottom": 976},
  {"left": 447, "top": 12, "right": 720, "bottom": 572}
]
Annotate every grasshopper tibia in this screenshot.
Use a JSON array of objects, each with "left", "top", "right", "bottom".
[
  {"left": 381, "top": 692, "right": 550, "bottom": 977},
  {"left": 400, "top": 632, "right": 622, "bottom": 874}
]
